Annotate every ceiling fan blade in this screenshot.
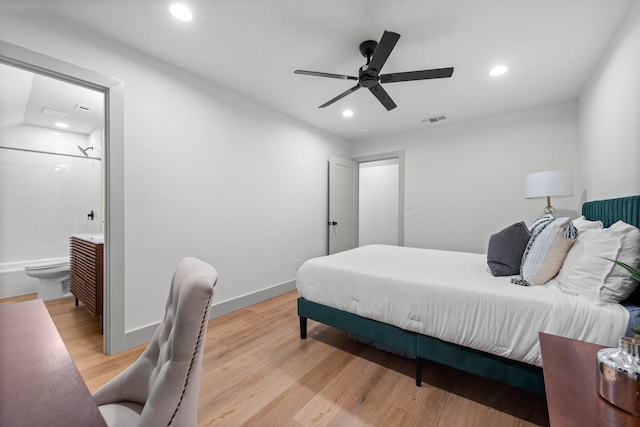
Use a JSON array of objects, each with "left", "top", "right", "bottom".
[
  {"left": 369, "top": 84, "right": 397, "bottom": 111},
  {"left": 380, "top": 67, "right": 454, "bottom": 83},
  {"left": 294, "top": 70, "right": 358, "bottom": 81},
  {"left": 367, "top": 31, "right": 400, "bottom": 74},
  {"left": 319, "top": 85, "right": 361, "bottom": 108}
]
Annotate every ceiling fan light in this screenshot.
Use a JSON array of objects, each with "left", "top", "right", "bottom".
[
  {"left": 342, "top": 109, "right": 354, "bottom": 117},
  {"left": 489, "top": 65, "right": 508, "bottom": 77},
  {"left": 170, "top": 3, "right": 193, "bottom": 22}
]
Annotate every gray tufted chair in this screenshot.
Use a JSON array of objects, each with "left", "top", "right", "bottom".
[{"left": 93, "top": 257, "right": 217, "bottom": 426}]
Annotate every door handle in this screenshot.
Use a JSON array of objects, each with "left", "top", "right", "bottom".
[{"left": 328, "top": 221, "right": 338, "bottom": 226}]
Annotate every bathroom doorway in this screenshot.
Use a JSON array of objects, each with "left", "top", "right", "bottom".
[
  {"left": 358, "top": 158, "right": 400, "bottom": 246},
  {"left": 0, "top": 62, "right": 105, "bottom": 339},
  {"left": 0, "top": 40, "right": 126, "bottom": 355},
  {"left": 354, "top": 151, "right": 405, "bottom": 247}
]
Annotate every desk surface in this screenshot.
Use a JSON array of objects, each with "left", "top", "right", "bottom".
[
  {"left": 540, "top": 332, "right": 640, "bottom": 427},
  {"left": 0, "top": 299, "right": 106, "bottom": 426}
]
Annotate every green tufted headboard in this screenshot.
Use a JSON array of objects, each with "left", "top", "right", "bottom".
[{"left": 582, "top": 195, "right": 640, "bottom": 228}]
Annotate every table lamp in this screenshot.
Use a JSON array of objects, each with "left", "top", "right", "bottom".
[{"left": 525, "top": 170, "right": 573, "bottom": 215}]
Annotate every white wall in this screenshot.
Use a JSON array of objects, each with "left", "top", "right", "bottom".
[
  {"left": 579, "top": 0, "right": 640, "bottom": 201},
  {"left": 352, "top": 102, "right": 580, "bottom": 254},
  {"left": 0, "top": 125, "right": 101, "bottom": 263},
  {"left": 0, "top": 13, "right": 350, "bottom": 337},
  {"left": 351, "top": 3, "right": 640, "bottom": 255}
]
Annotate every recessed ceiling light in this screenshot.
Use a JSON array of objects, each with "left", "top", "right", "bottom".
[
  {"left": 50, "top": 131, "right": 62, "bottom": 136},
  {"left": 342, "top": 109, "right": 354, "bottom": 117},
  {"left": 170, "top": 3, "right": 193, "bottom": 22},
  {"left": 489, "top": 65, "right": 509, "bottom": 77},
  {"left": 54, "top": 122, "right": 69, "bottom": 128}
]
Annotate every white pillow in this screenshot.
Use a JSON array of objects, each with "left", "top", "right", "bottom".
[
  {"left": 572, "top": 215, "right": 604, "bottom": 233},
  {"left": 556, "top": 221, "right": 640, "bottom": 304},
  {"left": 602, "top": 221, "right": 640, "bottom": 303}
]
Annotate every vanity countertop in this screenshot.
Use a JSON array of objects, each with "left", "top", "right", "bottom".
[{"left": 71, "top": 233, "right": 104, "bottom": 244}]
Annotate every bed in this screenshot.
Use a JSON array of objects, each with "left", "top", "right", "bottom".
[{"left": 296, "top": 195, "right": 640, "bottom": 395}]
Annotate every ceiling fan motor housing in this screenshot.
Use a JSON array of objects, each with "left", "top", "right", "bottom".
[
  {"left": 359, "top": 40, "right": 381, "bottom": 87},
  {"left": 358, "top": 66, "right": 379, "bottom": 88}
]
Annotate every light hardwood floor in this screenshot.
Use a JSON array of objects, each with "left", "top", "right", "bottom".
[{"left": 2, "top": 291, "right": 549, "bottom": 426}]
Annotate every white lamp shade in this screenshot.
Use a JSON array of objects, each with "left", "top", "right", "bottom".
[{"left": 525, "top": 171, "right": 573, "bottom": 199}]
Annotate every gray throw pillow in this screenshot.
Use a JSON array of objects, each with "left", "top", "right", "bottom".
[{"left": 487, "top": 221, "right": 532, "bottom": 276}]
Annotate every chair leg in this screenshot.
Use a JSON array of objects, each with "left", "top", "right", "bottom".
[
  {"left": 416, "top": 357, "right": 422, "bottom": 387},
  {"left": 299, "top": 316, "right": 307, "bottom": 339}
]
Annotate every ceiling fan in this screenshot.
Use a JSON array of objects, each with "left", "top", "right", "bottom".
[{"left": 294, "top": 30, "right": 454, "bottom": 111}]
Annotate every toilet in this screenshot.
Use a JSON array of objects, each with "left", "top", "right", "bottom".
[{"left": 24, "top": 258, "right": 71, "bottom": 301}]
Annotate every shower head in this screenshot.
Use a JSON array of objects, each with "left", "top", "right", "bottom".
[{"left": 77, "top": 145, "right": 94, "bottom": 157}]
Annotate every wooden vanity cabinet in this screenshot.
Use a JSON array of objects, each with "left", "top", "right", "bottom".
[{"left": 69, "top": 237, "right": 103, "bottom": 317}]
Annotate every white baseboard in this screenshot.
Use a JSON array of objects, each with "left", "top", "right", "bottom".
[
  {"left": 210, "top": 279, "right": 297, "bottom": 319},
  {"left": 122, "top": 279, "right": 297, "bottom": 347}
]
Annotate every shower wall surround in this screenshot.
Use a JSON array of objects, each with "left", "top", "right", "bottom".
[{"left": 0, "top": 124, "right": 102, "bottom": 264}]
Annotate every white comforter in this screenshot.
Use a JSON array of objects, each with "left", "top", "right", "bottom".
[{"left": 296, "top": 244, "right": 629, "bottom": 366}]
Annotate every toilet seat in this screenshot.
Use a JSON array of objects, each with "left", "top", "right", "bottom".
[{"left": 25, "top": 258, "right": 69, "bottom": 271}]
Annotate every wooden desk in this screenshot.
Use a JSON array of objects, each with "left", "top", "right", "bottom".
[
  {"left": 0, "top": 299, "right": 106, "bottom": 426},
  {"left": 540, "top": 332, "right": 640, "bottom": 427}
]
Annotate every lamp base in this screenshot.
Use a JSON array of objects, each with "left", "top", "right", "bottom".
[{"left": 544, "top": 196, "right": 556, "bottom": 216}]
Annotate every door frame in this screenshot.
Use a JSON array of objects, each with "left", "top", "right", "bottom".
[
  {"left": 0, "top": 41, "right": 126, "bottom": 354},
  {"left": 353, "top": 151, "right": 405, "bottom": 247}
]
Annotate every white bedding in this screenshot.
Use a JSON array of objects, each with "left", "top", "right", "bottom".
[{"left": 296, "top": 244, "right": 629, "bottom": 367}]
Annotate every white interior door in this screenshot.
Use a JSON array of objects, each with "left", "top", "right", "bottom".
[{"left": 328, "top": 155, "right": 357, "bottom": 254}]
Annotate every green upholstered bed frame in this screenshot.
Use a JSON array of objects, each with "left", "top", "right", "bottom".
[
  {"left": 582, "top": 195, "right": 640, "bottom": 228},
  {"left": 298, "top": 195, "right": 640, "bottom": 395}
]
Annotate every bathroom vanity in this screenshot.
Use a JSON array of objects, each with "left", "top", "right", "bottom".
[{"left": 69, "top": 234, "right": 104, "bottom": 319}]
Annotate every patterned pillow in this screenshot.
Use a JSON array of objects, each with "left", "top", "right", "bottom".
[
  {"left": 487, "top": 222, "right": 532, "bottom": 276},
  {"left": 519, "top": 217, "right": 577, "bottom": 286},
  {"left": 528, "top": 214, "right": 554, "bottom": 234}
]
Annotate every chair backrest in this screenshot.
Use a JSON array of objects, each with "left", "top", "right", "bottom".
[
  {"left": 98, "top": 257, "right": 217, "bottom": 426},
  {"left": 142, "top": 257, "right": 217, "bottom": 426}
]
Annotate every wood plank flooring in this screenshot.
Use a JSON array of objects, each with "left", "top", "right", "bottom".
[{"left": 2, "top": 291, "right": 549, "bottom": 426}]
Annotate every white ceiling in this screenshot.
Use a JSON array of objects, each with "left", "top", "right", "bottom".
[
  {"left": 0, "top": 0, "right": 633, "bottom": 142},
  {"left": 0, "top": 63, "right": 104, "bottom": 135}
]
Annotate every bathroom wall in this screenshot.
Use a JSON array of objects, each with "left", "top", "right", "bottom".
[{"left": 0, "top": 124, "right": 101, "bottom": 267}]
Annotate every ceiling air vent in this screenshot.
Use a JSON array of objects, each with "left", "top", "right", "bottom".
[
  {"left": 41, "top": 107, "right": 67, "bottom": 118},
  {"left": 422, "top": 115, "right": 447, "bottom": 125},
  {"left": 74, "top": 103, "right": 94, "bottom": 112}
]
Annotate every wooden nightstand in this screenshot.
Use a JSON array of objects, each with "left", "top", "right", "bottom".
[{"left": 539, "top": 332, "right": 640, "bottom": 427}]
